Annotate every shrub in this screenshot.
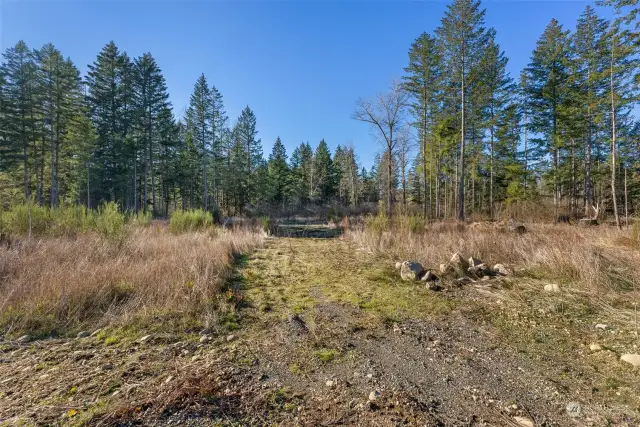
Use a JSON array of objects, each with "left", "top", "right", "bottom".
[
  {"left": 130, "top": 211, "right": 152, "bottom": 227},
  {"left": 169, "top": 209, "right": 213, "bottom": 233},
  {"left": 364, "top": 212, "right": 390, "bottom": 233},
  {"left": 94, "top": 202, "right": 125, "bottom": 238}
]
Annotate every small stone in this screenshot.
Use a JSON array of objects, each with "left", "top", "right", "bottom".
[
  {"left": 101, "top": 363, "right": 113, "bottom": 371},
  {"left": 589, "top": 344, "right": 602, "bottom": 352},
  {"left": 139, "top": 335, "right": 152, "bottom": 343},
  {"left": 226, "top": 335, "right": 236, "bottom": 342},
  {"left": 513, "top": 416, "right": 534, "bottom": 427},
  {"left": 76, "top": 331, "right": 90, "bottom": 339},
  {"left": 620, "top": 353, "right": 640, "bottom": 367},
  {"left": 326, "top": 380, "right": 336, "bottom": 388},
  {"left": 199, "top": 335, "right": 211, "bottom": 343},
  {"left": 191, "top": 355, "right": 200, "bottom": 362},
  {"left": 420, "top": 270, "right": 439, "bottom": 282},
  {"left": 566, "top": 401, "right": 581, "bottom": 418},
  {"left": 493, "top": 264, "right": 511, "bottom": 276},
  {"left": 426, "top": 282, "right": 441, "bottom": 291},
  {"left": 16, "top": 335, "right": 30, "bottom": 343},
  {"left": 595, "top": 324, "right": 608, "bottom": 330},
  {"left": 366, "top": 373, "right": 373, "bottom": 379},
  {"left": 392, "top": 324, "right": 402, "bottom": 334},
  {"left": 369, "top": 390, "right": 379, "bottom": 401},
  {"left": 543, "top": 283, "right": 560, "bottom": 292},
  {"left": 468, "top": 257, "right": 483, "bottom": 267},
  {"left": 400, "top": 261, "right": 425, "bottom": 281},
  {"left": 90, "top": 329, "right": 102, "bottom": 337},
  {"left": 395, "top": 261, "right": 402, "bottom": 270}
]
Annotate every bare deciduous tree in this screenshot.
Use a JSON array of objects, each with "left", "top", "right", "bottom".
[{"left": 353, "top": 81, "right": 408, "bottom": 216}]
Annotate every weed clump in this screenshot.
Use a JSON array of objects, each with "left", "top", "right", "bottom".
[{"left": 169, "top": 209, "right": 213, "bottom": 233}]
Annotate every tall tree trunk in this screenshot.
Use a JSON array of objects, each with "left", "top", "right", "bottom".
[
  {"left": 490, "top": 111, "right": 494, "bottom": 220},
  {"left": 422, "top": 97, "right": 428, "bottom": 218},
  {"left": 610, "top": 37, "right": 621, "bottom": 229},
  {"left": 458, "top": 69, "right": 465, "bottom": 221}
]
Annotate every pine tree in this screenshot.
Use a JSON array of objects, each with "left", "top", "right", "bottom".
[
  {"left": 35, "top": 43, "right": 84, "bottom": 207},
  {"left": 85, "top": 42, "right": 134, "bottom": 208},
  {"left": 524, "top": 19, "right": 571, "bottom": 210},
  {"left": 478, "top": 29, "right": 514, "bottom": 218},
  {"left": 571, "top": 6, "right": 610, "bottom": 215},
  {"left": 403, "top": 32, "right": 442, "bottom": 217},
  {"left": 186, "top": 74, "right": 213, "bottom": 211},
  {"left": 1, "top": 41, "right": 39, "bottom": 201},
  {"left": 290, "top": 142, "right": 314, "bottom": 206},
  {"left": 267, "top": 137, "right": 290, "bottom": 207},
  {"left": 311, "top": 139, "right": 334, "bottom": 203},
  {"left": 132, "top": 53, "right": 170, "bottom": 215},
  {"left": 436, "top": 0, "right": 488, "bottom": 220}
]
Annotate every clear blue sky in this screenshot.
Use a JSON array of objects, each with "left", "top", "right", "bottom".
[{"left": 1, "top": 0, "right": 615, "bottom": 168}]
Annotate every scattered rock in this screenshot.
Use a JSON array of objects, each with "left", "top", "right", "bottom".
[
  {"left": 620, "top": 353, "right": 640, "bottom": 367},
  {"left": 420, "top": 270, "right": 439, "bottom": 282},
  {"left": 493, "top": 264, "right": 511, "bottom": 276},
  {"left": 426, "top": 282, "right": 441, "bottom": 291},
  {"left": 595, "top": 324, "right": 608, "bottom": 330},
  {"left": 543, "top": 284, "right": 560, "bottom": 292},
  {"left": 326, "top": 380, "right": 336, "bottom": 388},
  {"left": 226, "top": 335, "right": 236, "bottom": 342},
  {"left": 589, "top": 344, "right": 602, "bottom": 352},
  {"left": 139, "top": 335, "right": 152, "bottom": 343},
  {"left": 566, "top": 401, "right": 581, "bottom": 418},
  {"left": 449, "top": 253, "right": 469, "bottom": 272},
  {"left": 76, "top": 331, "right": 90, "bottom": 339},
  {"left": 369, "top": 390, "right": 380, "bottom": 401},
  {"left": 101, "top": 363, "right": 113, "bottom": 371},
  {"left": 440, "top": 263, "right": 453, "bottom": 275},
  {"left": 16, "top": 335, "right": 30, "bottom": 343},
  {"left": 392, "top": 324, "right": 402, "bottom": 334},
  {"left": 468, "top": 257, "right": 483, "bottom": 267},
  {"left": 395, "top": 261, "right": 402, "bottom": 270},
  {"left": 513, "top": 416, "right": 534, "bottom": 427},
  {"left": 199, "top": 335, "right": 211, "bottom": 344},
  {"left": 400, "top": 261, "right": 425, "bottom": 281},
  {"left": 90, "top": 328, "right": 102, "bottom": 337}
]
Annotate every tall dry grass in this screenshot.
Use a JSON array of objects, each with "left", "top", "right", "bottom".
[
  {"left": 348, "top": 221, "right": 640, "bottom": 298},
  {"left": 0, "top": 226, "right": 263, "bottom": 337}
]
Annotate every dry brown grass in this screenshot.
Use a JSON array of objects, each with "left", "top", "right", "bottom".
[
  {"left": 0, "top": 225, "right": 263, "bottom": 337},
  {"left": 347, "top": 221, "right": 640, "bottom": 310}
]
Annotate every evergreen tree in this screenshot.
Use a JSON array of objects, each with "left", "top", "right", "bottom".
[
  {"left": 403, "top": 32, "right": 442, "bottom": 217},
  {"left": 478, "top": 29, "right": 514, "bottom": 217},
  {"left": 85, "top": 42, "right": 134, "bottom": 208},
  {"left": 132, "top": 53, "right": 170, "bottom": 215},
  {"left": 436, "top": 0, "right": 489, "bottom": 220},
  {"left": 267, "top": 137, "right": 290, "bottom": 206},
  {"left": 311, "top": 139, "right": 334, "bottom": 203},
  {"left": 1, "top": 41, "right": 39, "bottom": 201},
  {"left": 185, "top": 74, "right": 213, "bottom": 211},
  {"left": 290, "top": 142, "right": 313, "bottom": 206},
  {"left": 571, "top": 6, "right": 610, "bottom": 215},
  {"left": 524, "top": 19, "right": 571, "bottom": 210},
  {"left": 35, "top": 43, "right": 84, "bottom": 207}
]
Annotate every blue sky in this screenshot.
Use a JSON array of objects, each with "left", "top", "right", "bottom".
[{"left": 1, "top": 0, "right": 616, "bottom": 168}]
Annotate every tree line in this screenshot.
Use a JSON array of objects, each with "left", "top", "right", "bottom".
[
  {"left": 0, "top": 0, "right": 638, "bottom": 221},
  {"left": 356, "top": 0, "right": 639, "bottom": 224}
]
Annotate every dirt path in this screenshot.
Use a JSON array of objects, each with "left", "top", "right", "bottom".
[{"left": 1, "top": 228, "right": 639, "bottom": 426}]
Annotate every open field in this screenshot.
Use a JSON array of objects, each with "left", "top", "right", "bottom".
[{"left": 1, "top": 220, "right": 640, "bottom": 426}]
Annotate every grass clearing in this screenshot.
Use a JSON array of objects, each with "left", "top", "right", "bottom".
[
  {"left": 0, "top": 225, "right": 263, "bottom": 337},
  {"left": 243, "top": 232, "right": 454, "bottom": 324}
]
